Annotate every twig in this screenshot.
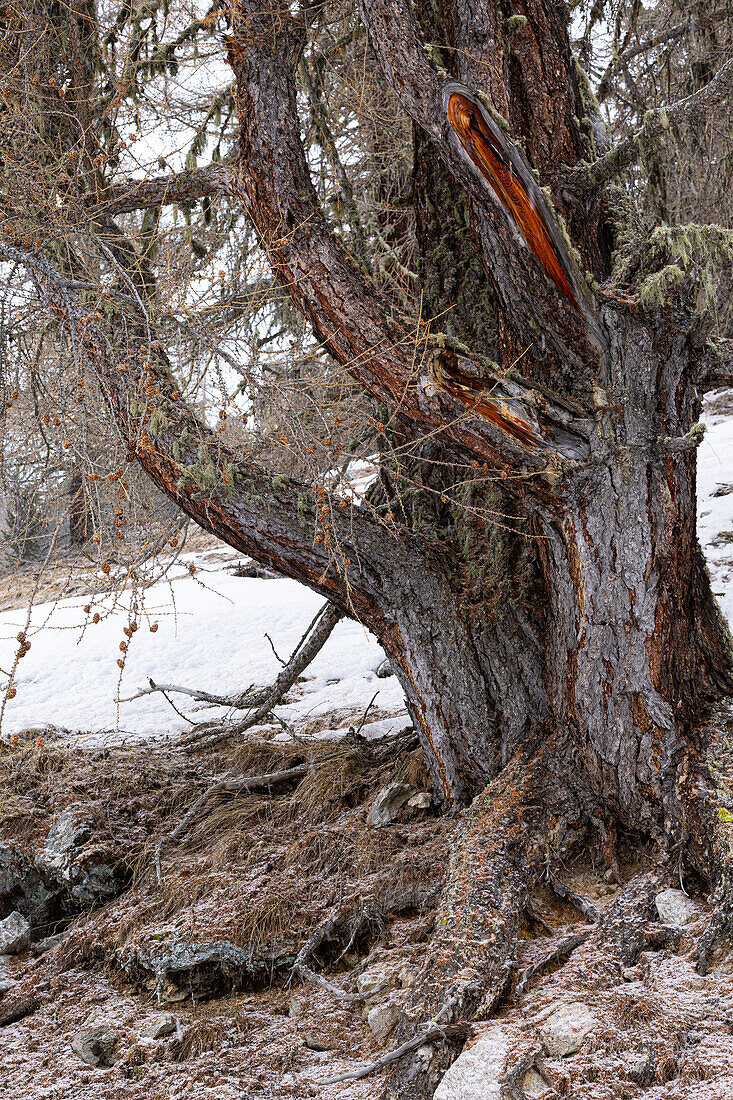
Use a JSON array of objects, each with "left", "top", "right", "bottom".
[
  {"left": 264, "top": 632, "right": 286, "bottom": 665},
  {"left": 319, "top": 997, "right": 467, "bottom": 1085},
  {"left": 350, "top": 691, "right": 379, "bottom": 738}
]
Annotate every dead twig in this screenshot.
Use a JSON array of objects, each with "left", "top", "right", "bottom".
[
  {"left": 319, "top": 997, "right": 468, "bottom": 1084},
  {"left": 153, "top": 763, "right": 310, "bottom": 880}
]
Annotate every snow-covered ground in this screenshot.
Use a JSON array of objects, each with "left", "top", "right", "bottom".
[
  {"left": 3, "top": 394, "right": 733, "bottom": 745},
  {"left": 0, "top": 543, "right": 407, "bottom": 745}
]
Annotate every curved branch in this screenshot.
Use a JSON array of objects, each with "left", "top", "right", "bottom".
[
  {"left": 86, "top": 161, "right": 232, "bottom": 217},
  {"left": 11, "top": 243, "right": 424, "bottom": 626},
  {"left": 228, "top": 1, "right": 598, "bottom": 471}
]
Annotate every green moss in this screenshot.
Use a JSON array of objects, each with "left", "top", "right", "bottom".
[{"left": 503, "top": 14, "right": 527, "bottom": 34}]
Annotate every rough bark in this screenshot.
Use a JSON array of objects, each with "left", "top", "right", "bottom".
[{"left": 5, "top": 3, "right": 733, "bottom": 1098}]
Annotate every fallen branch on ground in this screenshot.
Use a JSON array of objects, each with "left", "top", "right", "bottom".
[
  {"left": 153, "top": 763, "right": 309, "bottom": 880},
  {"left": 319, "top": 997, "right": 468, "bottom": 1085}
]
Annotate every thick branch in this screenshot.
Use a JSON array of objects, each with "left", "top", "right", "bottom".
[
  {"left": 87, "top": 161, "right": 232, "bottom": 217},
  {"left": 228, "top": 1, "right": 599, "bottom": 471},
  {"left": 14, "top": 245, "right": 425, "bottom": 624}
]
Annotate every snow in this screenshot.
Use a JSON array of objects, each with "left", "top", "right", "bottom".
[
  {"left": 3, "top": 389, "right": 733, "bottom": 744},
  {"left": 697, "top": 394, "right": 733, "bottom": 625},
  {"left": 0, "top": 550, "right": 407, "bottom": 744}
]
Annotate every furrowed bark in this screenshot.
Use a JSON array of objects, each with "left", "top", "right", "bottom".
[
  {"left": 356, "top": 0, "right": 608, "bottom": 386},
  {"left": 228, "top": 2, "right": 594, "bottom": 471}
]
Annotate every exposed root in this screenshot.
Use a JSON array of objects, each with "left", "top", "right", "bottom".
[
  {"left": 513, "top": 930, "right": 589, "bottom": 1000},
  {"left": 291, "top": 898, "right": 385, "bottom": 1003},
  {"left": 379, "top": 751, "right": 551, "bottom": 1100},
  {"left": 547, "top": 869, "right": 600, "bottom": 923},
  {"left": 321, "top": 997, "right": 470, "bottom": 1085},
  {"left": 499, "top": 1048, "right": 555, "bottom": 1100}
]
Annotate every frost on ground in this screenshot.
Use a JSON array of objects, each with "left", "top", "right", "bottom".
[{"left": 3, "top": 395, "right": 733, "bottom": 1097}]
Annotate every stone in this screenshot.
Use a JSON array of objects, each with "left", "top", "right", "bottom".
[
  {"left": 139, "top": 1012, "right": 177, "bottom": 1039},
  {"left": 375, "top": 658, "right": 394, "bottom": 678},
  {"left": 539, "top": 1001, "right": 596, "bottom": 1057},
  {"left": 655, "top": 888, "right": 699, "bottom": 927},
  {"left": 121, "top": 937, "right": 292, "bottom": 1003},
  {"left": 304, "top": 1032, "right": 330, "bottom": 1051},
  {"left": 356, "top": 963, "right": 393, "bottom": 999},
  {"left": 434, "top": 1024, "right": 508, "bottom": 1099},
  {"left": 367, "top": 783, "right": 412, "bottom": 827},
  {"left": 36, "top": 804, "right": 124, "bottom": 908},
  {"left": 367, "top": 1001, "right": 400, "bottom": 1046},
  {"left": 289, "top": 993, "right": 308, "bottom": 1018},
  {"left": 0, "top": 912, "right": 30, "bottom": 955},
  {"left": 71, "top": 1024, "right": 118, "bottom": 1067},
  {"left": 0, "top": 842, "right": 61, "bottom": 932},
  {"left": 407, "top": 791, "right": 432, "bottom": 810},
  {"left": 522, "top": 1068, "right": 547, "bottom": 1096}
]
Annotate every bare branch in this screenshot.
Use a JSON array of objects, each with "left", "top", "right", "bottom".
[
  {"left": 87, "top": 161, "right": 232, "bottom": 217},
  {"left": 575, "top": 57, "right": 733, "bottom": 189}
]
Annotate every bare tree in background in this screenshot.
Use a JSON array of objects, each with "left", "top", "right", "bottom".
[{"left": 2, "top": 0, "right": 733, "bottom": 1094}]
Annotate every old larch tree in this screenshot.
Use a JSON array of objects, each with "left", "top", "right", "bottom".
[{"left": 2, "top": 0, "right": 733, "bottom": 1094}]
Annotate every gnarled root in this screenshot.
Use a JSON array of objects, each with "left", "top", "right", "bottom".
[{"left": 380, "top": 752, "right": 551, "bottom": 1100}]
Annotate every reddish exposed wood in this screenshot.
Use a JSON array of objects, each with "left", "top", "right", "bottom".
[{"left": 446, "top": 93, "right": 577, "bottom": 308}]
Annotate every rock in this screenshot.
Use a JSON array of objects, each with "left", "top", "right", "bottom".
[
  {"left": 356, "top": 963, "right": 393, "bottom": 999},
  {"left": 539, "top": 1001, "right": 596, "bottom": 1057},
  {"left": 36, "top": 804, "right": 125, "bottom": 909},
  {"left": 655, "top": 888, "right": 699, "bottom": 926},
  {"left": 121, "top": 937, "right": 292, "bottom": 1003},
  {"left": 71, "top": 1023, "right": 119, "bottom": 1067},
  {"left": 367, "top": 783, "right": 412, "bottom": 827},
  {"left": 0, "top": 912, "right": 30, "bottom": 955},
  {"left": 0, "top": 842, "right": 62, "bottom": 932},
  {"left": 32, "top": 932, "right": 66, "bottom": 957},
  {"left": 522, "top": 1068, "right": 547, "bottom": 1096},
  {"left": 434, "top": 1024, "right": 508, "bottom": 1099},
  {"left": 139, "top": 1012, "right": 177, "bottom": 1039},
  {"left": 622, "top": 966, "right": 640, "bottom": 982},
  {"left": 304, "top": 1032, "right": 330, "bottom": 1051},
  {"left": 376, "top": 658, "right": 394, "bottom": 678},
  {"left": 289, "top": 994, "right": 308, "bottom": 1018},
  {"left": 398, "top": 965, "right": 416, "bottom": 988},
  {"left": 367, "top": 1001, "right": 400, "bottom": 1046},
  {"left": 407, "top": 791, "right": 432, "bottom": 811},
  {"left": 628, "top": 1050, "right": 656, "bottom": 1087}
]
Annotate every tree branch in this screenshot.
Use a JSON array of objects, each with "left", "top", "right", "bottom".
[
  {"left": 228, "top": 1, "right": 596, "bottom": 472},
  {"left": 12, "top": 243, "right": 423, "bottom": 625},
  {"left": 87, "top": 161, "right": 232, "bottom": 217},
  {"left": 574, "top": 56, "right": 733, "bottom": 189}
]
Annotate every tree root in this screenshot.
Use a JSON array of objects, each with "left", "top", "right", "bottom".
[
  {"left": 513, "top": 931, "right": 589, "bottom": 1000},
  {"left": 546, "top": 869, "right": 599, "bottom": 923},
  {"left": 291, "top": 898, "right": 385, "bottom": 1003},
  {"left": 321, "top": 998, "right": 470, "bottom": 1085},
  {"left": 378, "top": 752, "right": 551, "bottom": 1100}
]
